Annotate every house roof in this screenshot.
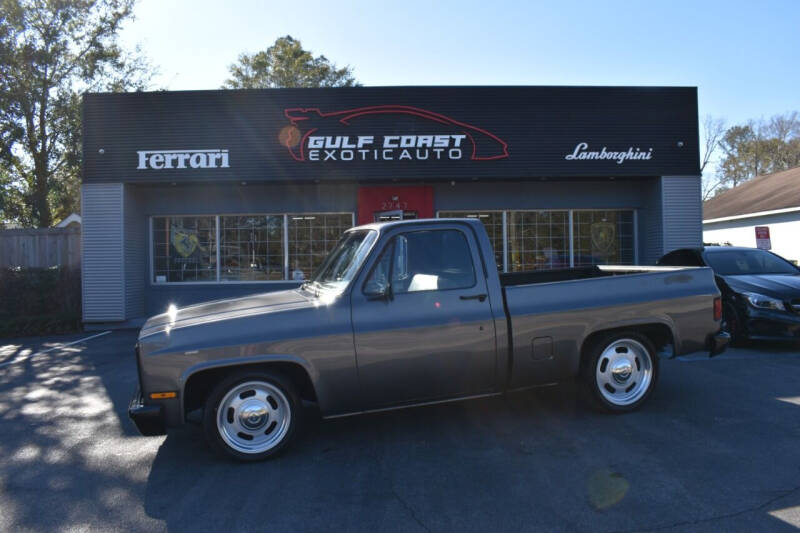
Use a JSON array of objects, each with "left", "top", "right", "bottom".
[
  {"left": 703, "top": 166, "right": 800, "bottom": 221},
  {"left": 55, "top": 213, "right": 82, "bottom": 228}
]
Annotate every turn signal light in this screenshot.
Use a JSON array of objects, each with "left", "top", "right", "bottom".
[
  {"left": 713, "top": 297, "right": 722, "bottom": 321},
  {"left": 150, "top": 391, "right": 177, "bottom": 399}
]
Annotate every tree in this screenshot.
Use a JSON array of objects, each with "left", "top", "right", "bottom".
[
  {"left": 763, "top": 111, "right": 800, "bottom": 170},
  {"left": 0, "top": 0, "right": 154, "bottom": 227},
  {"left": 717, "top": 124, "right": 755, "bottom": 189},
  {"left": 699, "top": 115, "right": 726, "bottom": 200},
  {"left": 712, "top": 112, "right": 800, "bottom": 195},
  {"left": 223, "top": 35, "right": 359, "bottom": 89}
]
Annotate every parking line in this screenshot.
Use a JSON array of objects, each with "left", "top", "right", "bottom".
[{"left": 0, "top": 330, "right": 112, "bottom": 369}]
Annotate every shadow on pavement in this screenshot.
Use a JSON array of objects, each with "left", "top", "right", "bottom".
[
  {"left": 142, "top": 352, "right": 800, "bottom": 532},
  {"left": 0, "top": 330, "right": 162, "bottom": 530}
]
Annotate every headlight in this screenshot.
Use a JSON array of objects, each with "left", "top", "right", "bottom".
[{"left": 743, "top": 292, "right": 786, "bottom": 311}]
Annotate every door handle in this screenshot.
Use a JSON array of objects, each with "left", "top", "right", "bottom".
[{"left": 460, "top": 293, "right": 487, "bottom": 302}]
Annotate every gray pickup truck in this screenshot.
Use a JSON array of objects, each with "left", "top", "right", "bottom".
[{"left": 130, "top": 218, "right": 728, "bottom": 461}]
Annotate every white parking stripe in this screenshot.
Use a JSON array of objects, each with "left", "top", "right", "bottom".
[{"left": 0, "top": 330, "right": 112, "bottom": 369}]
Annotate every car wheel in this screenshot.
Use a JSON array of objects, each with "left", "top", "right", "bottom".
[
  {"left": 582, "top": 332, "right": 659, "bottom": 412},
  {"left": 722, "top": 302, "right": 744, "bottom": 346},
  {"left": 203, "top": 371, "right": 300, "bottom": 461}
]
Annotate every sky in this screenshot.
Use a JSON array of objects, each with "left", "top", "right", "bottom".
[{"left": 119, "top": 0, "right": 799, "bottom": 165}]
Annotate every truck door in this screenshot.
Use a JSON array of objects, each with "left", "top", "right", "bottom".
[{"left": 351, "top": 223, "right": 498, "bottom": 409}]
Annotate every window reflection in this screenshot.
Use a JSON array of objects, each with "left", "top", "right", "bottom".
[
  {"left": 288, "top": 214, "right": 353, "bottom": 281},
  {"left": 152, "top": 216, "right": 217, "bottom": 282},
  {"left": 220, "top": 216, "right": 284, "bottom": 281}
]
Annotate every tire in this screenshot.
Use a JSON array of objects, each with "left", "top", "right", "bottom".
[
  {"left": 203, "top": 370, "right": 300, "bottom": 461},
  {"left": 722, "top": 302, "right": 745, "bottom": 346},
  {"left": 581, "top": 332, "right": 659, "bottom": 412}
]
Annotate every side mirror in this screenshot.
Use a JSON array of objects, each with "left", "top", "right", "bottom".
[{"left": 365, "top": 282, "right": 393, "bottom": 301}]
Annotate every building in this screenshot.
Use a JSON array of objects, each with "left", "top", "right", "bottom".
[
  {"left": 81, "top": 86, "right": 702, "bottom": 326},
  {"left": 703, "top": 166, "right": 800, "bottom": 263}
]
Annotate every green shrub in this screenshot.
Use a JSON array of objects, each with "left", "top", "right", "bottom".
[{"left": 0, "top": 267, "right": 82, "bottom": 337}]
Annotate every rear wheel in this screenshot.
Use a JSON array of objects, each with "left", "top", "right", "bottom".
[
  {"left": 203, "top": 371, "right": 300, "bottom": 461},
  {"left": 582, "top": 332, "right": 659, "bottom": 412}
]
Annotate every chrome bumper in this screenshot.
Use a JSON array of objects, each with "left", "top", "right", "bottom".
[{"left": 128, "top": 387, "right": 167, "bottom": 436}]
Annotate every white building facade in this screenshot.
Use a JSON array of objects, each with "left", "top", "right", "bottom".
[{"left": 703, "top": 207, "right": 800, "bottom": 264}]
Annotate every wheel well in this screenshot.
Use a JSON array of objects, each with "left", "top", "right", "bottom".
[
  {"left": 580, "top": 323, "right": 674, "bottom": 370},
  {"left": 182, "top": 362, "right": 318, "bottom": 416}
]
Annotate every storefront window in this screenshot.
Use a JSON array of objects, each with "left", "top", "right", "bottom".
[
  {"left": 153, "top": 212, "right": 353, "bottom": 283},
  {"left": 572, "top": 210, "right": 635, "bottom": 266},
  {"left": 439, "top": 209, "right": 635, "bottom": 271},
  {"left": 152, "top": 216, "right": 217, "bottom": 282},
  {"left": 287, "top": 214, "right": 353, "bottom": 281},
  {"left": 507, "top": 211, "right": 570, "bottom": 271},
  {"left": 438, "top": 211, "right": 504, "bottom": 272},
  {"left": 220, "top": 215, "right": 284, "bottom": 281}
]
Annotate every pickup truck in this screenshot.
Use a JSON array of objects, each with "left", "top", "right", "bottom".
[{"left": 130, "top": 218, "right": 729, "bottom": 461}]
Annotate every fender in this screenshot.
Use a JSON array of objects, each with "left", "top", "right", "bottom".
[
  {"left": 579, "top": 315, "right": 679, "bottom": 356},
  {"left": 178, "top": 353, "right": 319, "bottom": 420}
]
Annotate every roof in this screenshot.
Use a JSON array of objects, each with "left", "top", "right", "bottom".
[
  {"left": 55, "top": 213, "right": 82, "bottom": 228},
  {"left": 350, "top": 218, "right": 480, "bottom": 232},
  {"left": 703, "top": 246, "right": 762, "bottom": 253},
  {"left": 703, "top": 166, "right": 800, "bottom": 220}
]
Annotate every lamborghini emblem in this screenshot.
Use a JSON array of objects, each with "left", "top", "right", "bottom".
[{"left": 591, "top": 222, "right": 616, "bottom": 253}]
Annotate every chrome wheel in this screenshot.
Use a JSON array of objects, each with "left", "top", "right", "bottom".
[
  {"left": 216, "top": 380, "right": 292, "bottom": 455},
  {"left": 595, "top": 338, "right": 653, "bottom": 407}
]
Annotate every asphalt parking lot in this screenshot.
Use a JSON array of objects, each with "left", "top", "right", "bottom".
[{"left": 1, "top": 331, "right": 799, "bottom": 532}]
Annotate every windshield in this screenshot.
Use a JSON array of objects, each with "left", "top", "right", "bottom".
[
  {"left": 308, "top": 230, "right": 377, "bottom": 290},
  {"left": 704, "top": 249, "right": 798, "bottom": 275}
]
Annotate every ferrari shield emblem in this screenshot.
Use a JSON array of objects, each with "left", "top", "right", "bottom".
[
  {"left": 591, "top": 222, "right": 616, "bottom": 253},
  {"left": 170, "top": 227, "right": 200, "bottom": 257}
]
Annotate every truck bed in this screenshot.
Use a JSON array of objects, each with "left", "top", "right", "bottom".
[{"left": 499, "top": 265, "right": 720, "bottom": 389}]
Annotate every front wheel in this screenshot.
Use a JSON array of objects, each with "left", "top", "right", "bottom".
[
  {"left": 582, "top": 333, "right": 659, "bottom": 412},
  {"left": 722, "top": 302, "right": 745, "bottom": 346},
  {"left": 203, "top": 371, "right": 300, "bottom": 461}
]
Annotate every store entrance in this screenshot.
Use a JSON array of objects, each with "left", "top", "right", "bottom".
[{"left": 357, "top": 186, "right": 433, "bottom": 225}]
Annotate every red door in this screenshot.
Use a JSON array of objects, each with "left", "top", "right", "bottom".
[{"left": 357, "top": 186, "right": 434, "bottom": 225}]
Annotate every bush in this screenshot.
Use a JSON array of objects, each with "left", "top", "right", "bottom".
[{"left": 0, "top": 267, "right": 82, "bottom": 337}]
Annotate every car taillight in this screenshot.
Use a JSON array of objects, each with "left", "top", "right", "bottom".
[{"left": 713, "top": 297, "right": 722, "bottom": 321}]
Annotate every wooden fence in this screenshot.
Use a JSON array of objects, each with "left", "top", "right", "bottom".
[{"left": 0, "top": 227, "right": 81, "bottom": 268}]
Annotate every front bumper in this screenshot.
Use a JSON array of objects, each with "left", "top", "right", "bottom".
[
  {"left": 743, "top": 307, "right": 800, "bottom": 341},
  {"left": 707, "top": 330, "right": 730, "bottom": 357},
  {"left": 128, "top": 387, "right": 167, "bottom": 436}
]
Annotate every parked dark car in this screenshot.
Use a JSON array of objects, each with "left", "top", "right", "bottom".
[{"left": 658, "top": 246, "right": 800, "bottom": 343}]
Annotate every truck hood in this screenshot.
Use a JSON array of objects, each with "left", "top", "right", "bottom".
[
  {"left": 722, "top": 273, "right": 800, "bottom": 300},
  {"left": 140, "top": 289, "right": 315, "bottom": 338}
]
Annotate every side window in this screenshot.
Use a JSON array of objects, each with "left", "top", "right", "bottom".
[
  {"left": 392, "top": 230, "right": 476, "bottom": 294},
  {"left": 364, "top": 241, "right": 393, "bottom": 296}
]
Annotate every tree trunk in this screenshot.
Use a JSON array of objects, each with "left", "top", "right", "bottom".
[{"left": 32, "top": 161, "right": 52, "bottom": 228}]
